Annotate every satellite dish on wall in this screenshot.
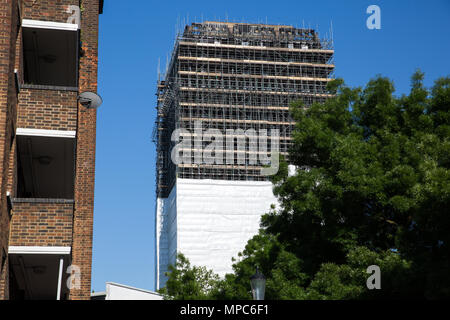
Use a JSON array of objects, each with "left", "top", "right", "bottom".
[{"left": 79, "top": 91, "right": 103, "bottom": 109}]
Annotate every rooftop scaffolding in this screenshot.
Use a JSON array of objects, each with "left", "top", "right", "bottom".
[{"left": 155, "top": 21, "right": 335, "bottom": 198}]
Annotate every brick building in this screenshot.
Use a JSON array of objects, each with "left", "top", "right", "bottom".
[{"left": 0, "top": 0, "right": 104, "bottom": 300}]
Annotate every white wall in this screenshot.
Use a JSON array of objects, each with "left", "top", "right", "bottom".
[
  {"left": 156, "top": 178, "right": 278, "bottom": 289},
  {"left": 106, "top": 283, "right": 163, "bottom": 300}
]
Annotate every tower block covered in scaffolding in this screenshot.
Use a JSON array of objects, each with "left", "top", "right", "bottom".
[{"left": 154, "top": 21, "right": 334, "bottom": 288}]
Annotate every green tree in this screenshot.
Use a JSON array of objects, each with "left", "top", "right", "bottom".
[
  {"left": 158, "top": 253, "right": 220, "bottom": 300},
  {"left": 160, "top": 72, "right": 450, "bottom": 299}
]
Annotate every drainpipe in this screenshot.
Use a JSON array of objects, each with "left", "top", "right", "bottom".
[{"left": 56, "top": 257, "right": 64, "bottom": 300}]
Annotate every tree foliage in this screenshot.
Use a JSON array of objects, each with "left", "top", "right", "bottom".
[
  {"left": 158, "top": 253, "right": 219, "bottom": 300},
  {"left": 161, "top": 71, "right": 450, "bottom": 299}
]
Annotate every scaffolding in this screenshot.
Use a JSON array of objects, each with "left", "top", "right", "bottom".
[{"left": 154, "top": 21, "right": 335, "bottom": 198}]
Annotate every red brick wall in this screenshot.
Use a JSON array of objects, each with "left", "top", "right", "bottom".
[
  {"left": 0, "top": 0, "right": 101, "bottom": 300},
  {"left": 0, "top": 0, "right": 20, "bottom": 300},
  {"left": 9, "top": 201, "right": 74, "bottom": 247},
  {"left": 22, "top": 0, "right": 79, "bottom": 23},
  {"left": 17, "top": 89, "right": 78, "bottom": 131},
  {"left": 70, "top": 0, "right": 100, "bottom": 300}
]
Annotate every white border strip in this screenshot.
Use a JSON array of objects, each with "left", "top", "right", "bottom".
[
  {"left": 22, "top": 19, "right": 79, "bottom": 31},
  {"left": 9, "top": 246, "right": 71, "bottom": 255},
  {"left": 16, "top": 128, "right": 76, "bottom": 138}
]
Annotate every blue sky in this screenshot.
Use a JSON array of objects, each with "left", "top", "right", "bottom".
[{"left": 92, "top": 0, "right": 450, "bottom": 292}]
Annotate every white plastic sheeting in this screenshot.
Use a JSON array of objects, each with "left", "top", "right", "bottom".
[
  {"left": 156, "top": 184, "right": 177, "bottom": 289},
  {"left": 156, "top": 178, "right": 278, "bottom": 289},
  {"left": 288, "top": 164, "right": 297, "bottom": 177}
]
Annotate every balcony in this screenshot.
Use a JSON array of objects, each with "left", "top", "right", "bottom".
[
  {"left": 16, "top": 129, "right": 76, "bottom": 199},
  {"left": 8, "top": 246, "right": 71, "bottom": 300},
  {"left": 8, "top": 199, "right": 74, "bottom": 300},
  {"left": 22, "top": 19, "right": 79, "bottom": 90}
]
